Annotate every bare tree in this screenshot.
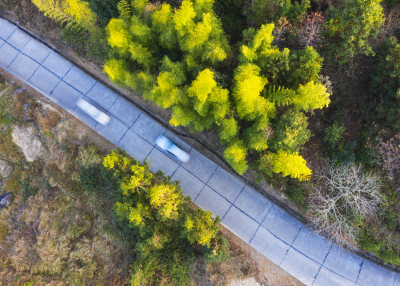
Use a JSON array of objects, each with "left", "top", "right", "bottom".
[
  {"left": 378, "top": 136, "right": 400, "bottom": 182},
  {"left": 377, "top": 8, "right": 400, "bottom": 40},
  {"left": 309, "top": 163, "right": 382, "bottom": 245},
  {"left": 295, "top": 12, "right": 324, "bottom": 48},
  {"left": 272, "top": 17, "right": 291, "bottom": 46}
]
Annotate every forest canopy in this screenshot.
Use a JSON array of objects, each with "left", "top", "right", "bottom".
[
  {"left": 103, "top": 0, "right": 330, "bottom": 179},
  {"left": 28, "top": 0, "right": 400, "bottom": 272}
]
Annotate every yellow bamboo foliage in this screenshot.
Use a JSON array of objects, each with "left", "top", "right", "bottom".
[
  {"left": 239, "top": 23, "right": 280, "bottom": 63},
  {"left": 188, "top": 69, "right": 216, "bottom": 104},
  {"left": 293, "top": 81, "right": 331, "bottom": 111},
  {"left": 65, "top": 0, "right": 97, "bottom": 29},
  {"left": 232, "top": 63, "right": 268, "bottom": 120},
  {"left": 252, "top": 23, "right": 275, "bottom": 51},
  {"left": 150, "top": 57, "right": 186, "bottom": 108},
  {"left": 219, "top": 117, "right": 238, "bottom": 143},
  {"left": 262, "top": 150, "right": 312, "bottom": 181},
  {"left": 128, "top": 42, "right": 154, "bottom": 68},
  {"left": 151, "top": 72, "right": 183, "bottom": 108},
  {"left": 188, "top": 69, "right": 229, "bottom": 118},
  {"left": 203, "top": 40, "right": 228, "bottom": 63},
  {"left": 31, "top": 0, "right": 97, "bottom": 31},
  {"left": 224, "top": 140, "right": 248, "bottom": 174},
  {"left": 151, "top": 4, "right": 177, "bottom": 49},
  {"left": 103, "top": 59, "right": 127, "bottom": 82},
  {"left": 106, "top": 18, "right": 130, "bottom": 51},
  {"left": 173, "top": 0, "right": 196, "bottom": 35},
  {"left": 194, "top": 0, "right": 215, "bottom": 14},
  {"left": 169, "top": 105, "right": 196, "bottom": 127},
  {"left": 186, "top": 13, "right": 212, "bottom": 50}
]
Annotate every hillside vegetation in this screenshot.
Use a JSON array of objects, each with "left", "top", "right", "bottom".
[
  {"left": 0, "top": 74, "right": 277, "bottom": 285},
  {"left": 2, "top": 0, "right": 400, "bottom": 274}
]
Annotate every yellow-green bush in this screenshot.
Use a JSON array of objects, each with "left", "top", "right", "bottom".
[
  {"left": 31, "top": 0, "right": 98, "bottom": 31},
  {"left": 103, "top": 149, "right": 228, "bottom": 285}
]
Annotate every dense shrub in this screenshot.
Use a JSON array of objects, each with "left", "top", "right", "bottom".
[{"left": 214, "top": 0, "right": 247, "bottom": 43}]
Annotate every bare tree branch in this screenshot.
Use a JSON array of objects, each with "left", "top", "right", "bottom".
[
  {"left": 295, "top": 12, "right": 324, "bottom": 48},
  {"left": 308, "top": 163, "right": 382, "bottom": 245}
]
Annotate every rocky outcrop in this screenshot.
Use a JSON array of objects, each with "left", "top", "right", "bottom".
[
  {"left": 0, "top": 159, "right": 13, "bottom": 178},
  {"left": 11, "top": 125, "right": 44, "bottom": 162},
  {"left": 0, "top": 193, "right": 12, "bottom": 208}
]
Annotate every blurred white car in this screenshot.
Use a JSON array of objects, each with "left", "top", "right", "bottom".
[
  {"left": 155, "top": 135, "right": 190, "bottom": 163},
  {"left": 76, "top": 98, "right": 110, "bottom": 125}
]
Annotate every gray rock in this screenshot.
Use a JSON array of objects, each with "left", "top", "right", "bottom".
[
  {"left": 0, "top": 193, "right": 13, "bottom": 208},
  {"left": 11, "top": 126, "right": 44, "bottom": 162},
  {"left": 0, "top": 159, "right": 13, "bottom": 178}
]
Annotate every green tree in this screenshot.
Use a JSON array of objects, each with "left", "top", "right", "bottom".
[
  {"left": 230, "top": 22, "right": 329, "bottom": 178},
  {"left": 285, "top": 46, "right": 323, "bottom": 88},
  {"left": 324, "top": 0, "right": 384, "bottom": 65},
  {"left": 239, "top": 23, "right": 289, "bottom": 79},
  {"left": 168, "top": 68, "right": 231, "bottom": 132},
  {"left": 149, "top": 57, "right": 186, "bottom": 108},
  {"left": 224, "top": 140, "right": 248, "bottom": 175},
  {"left": 246, "top": 0, "right": 310, "bottom": 27},
  {"left": 232, "top": 63, "right": 272, "bottom": 121},
  {"left": 269, "top": 110, "right": 311, "bottom": 153},
  {"left": 103, "top": 150, "right": 228, "bottom": 285},
  {"left": 292, "top": 81, "right": 331, "bottom": 111},
  {"left": 370, "top": 37, "right": 400, "bottom": 128},
  {"left": 324, "top": 123, "right": 346, "bottom": 151},
  {"left": 104, "top": 0, "right": 232, "bottom": 133},
  {"left": 104, "top": 2, "right": 330, "bottom": 178},
  {"left": 152, "top": 3, "right": 177, "bottom": 50},
  {"left": 86, "top": 0, "right": 119, "bottom": 26},
  {"left": 184, "top": 209, "right": 220, "bottom": 247},
  {"left": 186, "top": 69, "right": 230, "bottom": 126},
  {"left": 218, "top": 117, "right": 239, "bottom": 144}
]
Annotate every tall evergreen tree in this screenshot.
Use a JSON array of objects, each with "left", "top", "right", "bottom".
[{"left": 324, "top": 0, "right": 384, "bottom": 64}]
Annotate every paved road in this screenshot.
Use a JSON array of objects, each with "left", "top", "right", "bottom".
[{"left": 0, "top": 17, "right": 398, "bottom": 286}]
